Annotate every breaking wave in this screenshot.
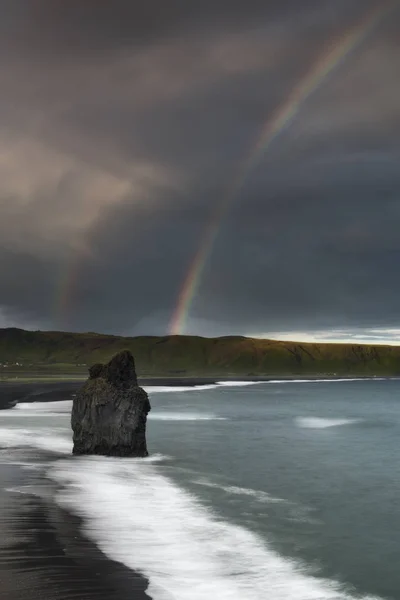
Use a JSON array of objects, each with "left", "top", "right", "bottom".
[
  {"left": 49, "top": 456, "right": 381, "bottom": 600},
  {"left": 192, "top": 478, "right": 285, "bottom": 503},
  {"left": 295, "top": 417, "right": 361, "bottom": 429},
  {"left": 216, "top": 381, "right": 263, "bottom": 387},
  {"left": 144, "top": 384, "right": 220, "bottom": 394},
  {"left": 10, "top": 400, "right": 73, "bottom": 415},
  {"left": 4, "top": 402, "right": 226, "bottom": 423},
  {"left": 0, "top": 427, "right": 72, "bottom": 453},
  {"left": 267, "top": 378, "right": 385, "bottom": 384},
  {"left": 149, "top": 412, "right": 227, "bottom": 421}
]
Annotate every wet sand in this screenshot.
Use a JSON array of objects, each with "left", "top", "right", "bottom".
[
  {"left": 0, "top": 462, "right": 151, "bottom": 600},
  {"left": 0, "top": 381, "right": 83, "bottom": 409},
  {"left": 0, "top": 379, "right": 155, "bottom": 599}
]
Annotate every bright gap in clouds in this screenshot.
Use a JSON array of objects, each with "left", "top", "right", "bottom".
[{"left": 250, "top": 328, "right": 400, "bottom": 345}]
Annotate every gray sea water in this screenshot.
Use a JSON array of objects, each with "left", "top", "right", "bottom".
[{"left": 1, "top": 378, "right": 400, "bottom": 599}]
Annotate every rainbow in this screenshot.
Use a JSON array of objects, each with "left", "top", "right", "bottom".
[
  {"left": 55, "top": 235, "right": 91, "bottom": 330},
  {"left": 56, "top": 255, "right": 80, "bottom": 330},
  {"left": 169, "top": 1, "right": 396, "bottom": 335}
]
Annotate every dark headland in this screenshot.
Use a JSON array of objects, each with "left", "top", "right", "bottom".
[{"left": 1, "top": 327, "right": 400, "bottom": 380}]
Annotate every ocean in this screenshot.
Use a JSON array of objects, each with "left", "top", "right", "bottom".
[{"left": 0, "top": 378, "right": 399, "bottom": 600}]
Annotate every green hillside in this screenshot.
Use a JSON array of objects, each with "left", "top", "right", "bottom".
[{"left": 0, "top": 327, "right": 400, "bottom": 378}]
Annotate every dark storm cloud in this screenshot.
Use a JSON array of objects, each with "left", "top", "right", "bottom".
[
  {"left": 0, "top": 0, "right": 350, "bottom": 59},
  {"left": 0, "top": 0, "right": 400, "bottom": 340}
]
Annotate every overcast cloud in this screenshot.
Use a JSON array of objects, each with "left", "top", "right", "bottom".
[{"left": 1, "top": 0, "right": 400, "bottom": 341}]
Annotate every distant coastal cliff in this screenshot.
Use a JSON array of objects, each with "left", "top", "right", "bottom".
[{"left": 1, "top": 327, "right": 400, "bottom": 378}]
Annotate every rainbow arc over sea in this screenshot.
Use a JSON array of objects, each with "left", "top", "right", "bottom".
[{"left": 169, "top": 1, "right": 397, "bottom": 336}]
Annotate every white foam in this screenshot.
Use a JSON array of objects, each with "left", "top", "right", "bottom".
[
  {"left": 0, "top": 427, "right": 72, "bottom": 454},
  {"left": 191, "top": 479, "right": 321, "bottom": 524},
  {"left": 150, "top": 412, "right": 226, "bottom": 421},
  {"left": 144, "top": 384, "right": 219, "bottom": 394},
  {"left": 0, "top": 400, "right": 73, "bottom": 417},
  {"left": 267, "top": 378, "right": 385, "bottom": 384},
  {"left": 295, "top": 417, "right": 361, "bottom": 429},
  {"left": 50, "top": 458, "right": 380, "bottom": 600},
  {"left": 192, "top": 478, "right": 284, "bottom": 503},
  {"left": 0, "top": 460, "right": 41, "bottom": 470},
  {"left": 5, "top": 485, "right": 44, "bottom": 496},
  {"left": 0, "top": 427, "right": 173, "bottom": 464},
  {"left": 3, "top": 380, "right": 261, "bottom": 418},
  {"left": 111, "top": 453, "right": 171, "bottom": 464},
  {"left": 6, "top": 486, "right": 32, "bottom": 495},
  {"left": 7, "top": 399, "right": 227, "bottom": 422},
  {"left": 145, "top": 382, "right": 262, "bottom": 393},
  {"left": 216, "top": 381, "right": 262, "bottom": 387},
  {"left": 14, "top": 400, "right": 73, "bottom": 413},
  {"left": 5, "top": 386, "right": 219, "bottom": 417}
]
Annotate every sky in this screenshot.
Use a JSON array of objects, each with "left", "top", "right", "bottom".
[{"left": 1, "top": 0, "right": 400, "bottom": 343}]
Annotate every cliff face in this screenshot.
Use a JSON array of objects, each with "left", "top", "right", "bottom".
[{"left": 71, "top": 350, "right": 151, "bottom": 457}]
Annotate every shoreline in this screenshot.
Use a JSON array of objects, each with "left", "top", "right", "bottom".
[
  {"left": 0, "top": 373, "right": 396, "bottom": 384},
  {"left": 0, "top": 462, "right": 151, "bottom": 600},
  {"left": 0, "top": 375, "right": 395, "bottom": 411}
]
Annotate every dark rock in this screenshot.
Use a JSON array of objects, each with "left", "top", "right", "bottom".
[
  {"left": 71, "top": 350, "right": 151, "bottom": 457},
  {"left": 105, "top": 349, "right": 138, "bottom": 387},
  {"left": 88, "top": 363, "right": 105, "bottom": 379}
]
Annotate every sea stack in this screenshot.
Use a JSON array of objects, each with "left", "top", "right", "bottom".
[{"left": 71, "top": 350, "right": 151, "bottom": 457}]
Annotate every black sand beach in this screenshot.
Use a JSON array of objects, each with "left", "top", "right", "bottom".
[
  {"left": 0, "top": 379, "right": 219, "bottom": 410},
  {"left": 0, "top": 378, "right": 216, "bottom": 600},
  {"left": 0, "top": 381, "right": 154, "bottom": 600},
  {"left": 0, "top": 374, "right": 383, "bottom": 410},
  {"left": 0, "top": 382, "right": 82, "bottom": 409},
  {"left": 0, "top": 460, "right": 151, "bottom": 600}
]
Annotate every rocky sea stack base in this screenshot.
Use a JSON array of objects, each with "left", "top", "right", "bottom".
[{"left": 71, "top": 350, "right": 151, "bottom": 457}]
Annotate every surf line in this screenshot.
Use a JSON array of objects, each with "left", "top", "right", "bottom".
[{"left": 169, "top": 1, "right": 396, "bottom": 335}]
